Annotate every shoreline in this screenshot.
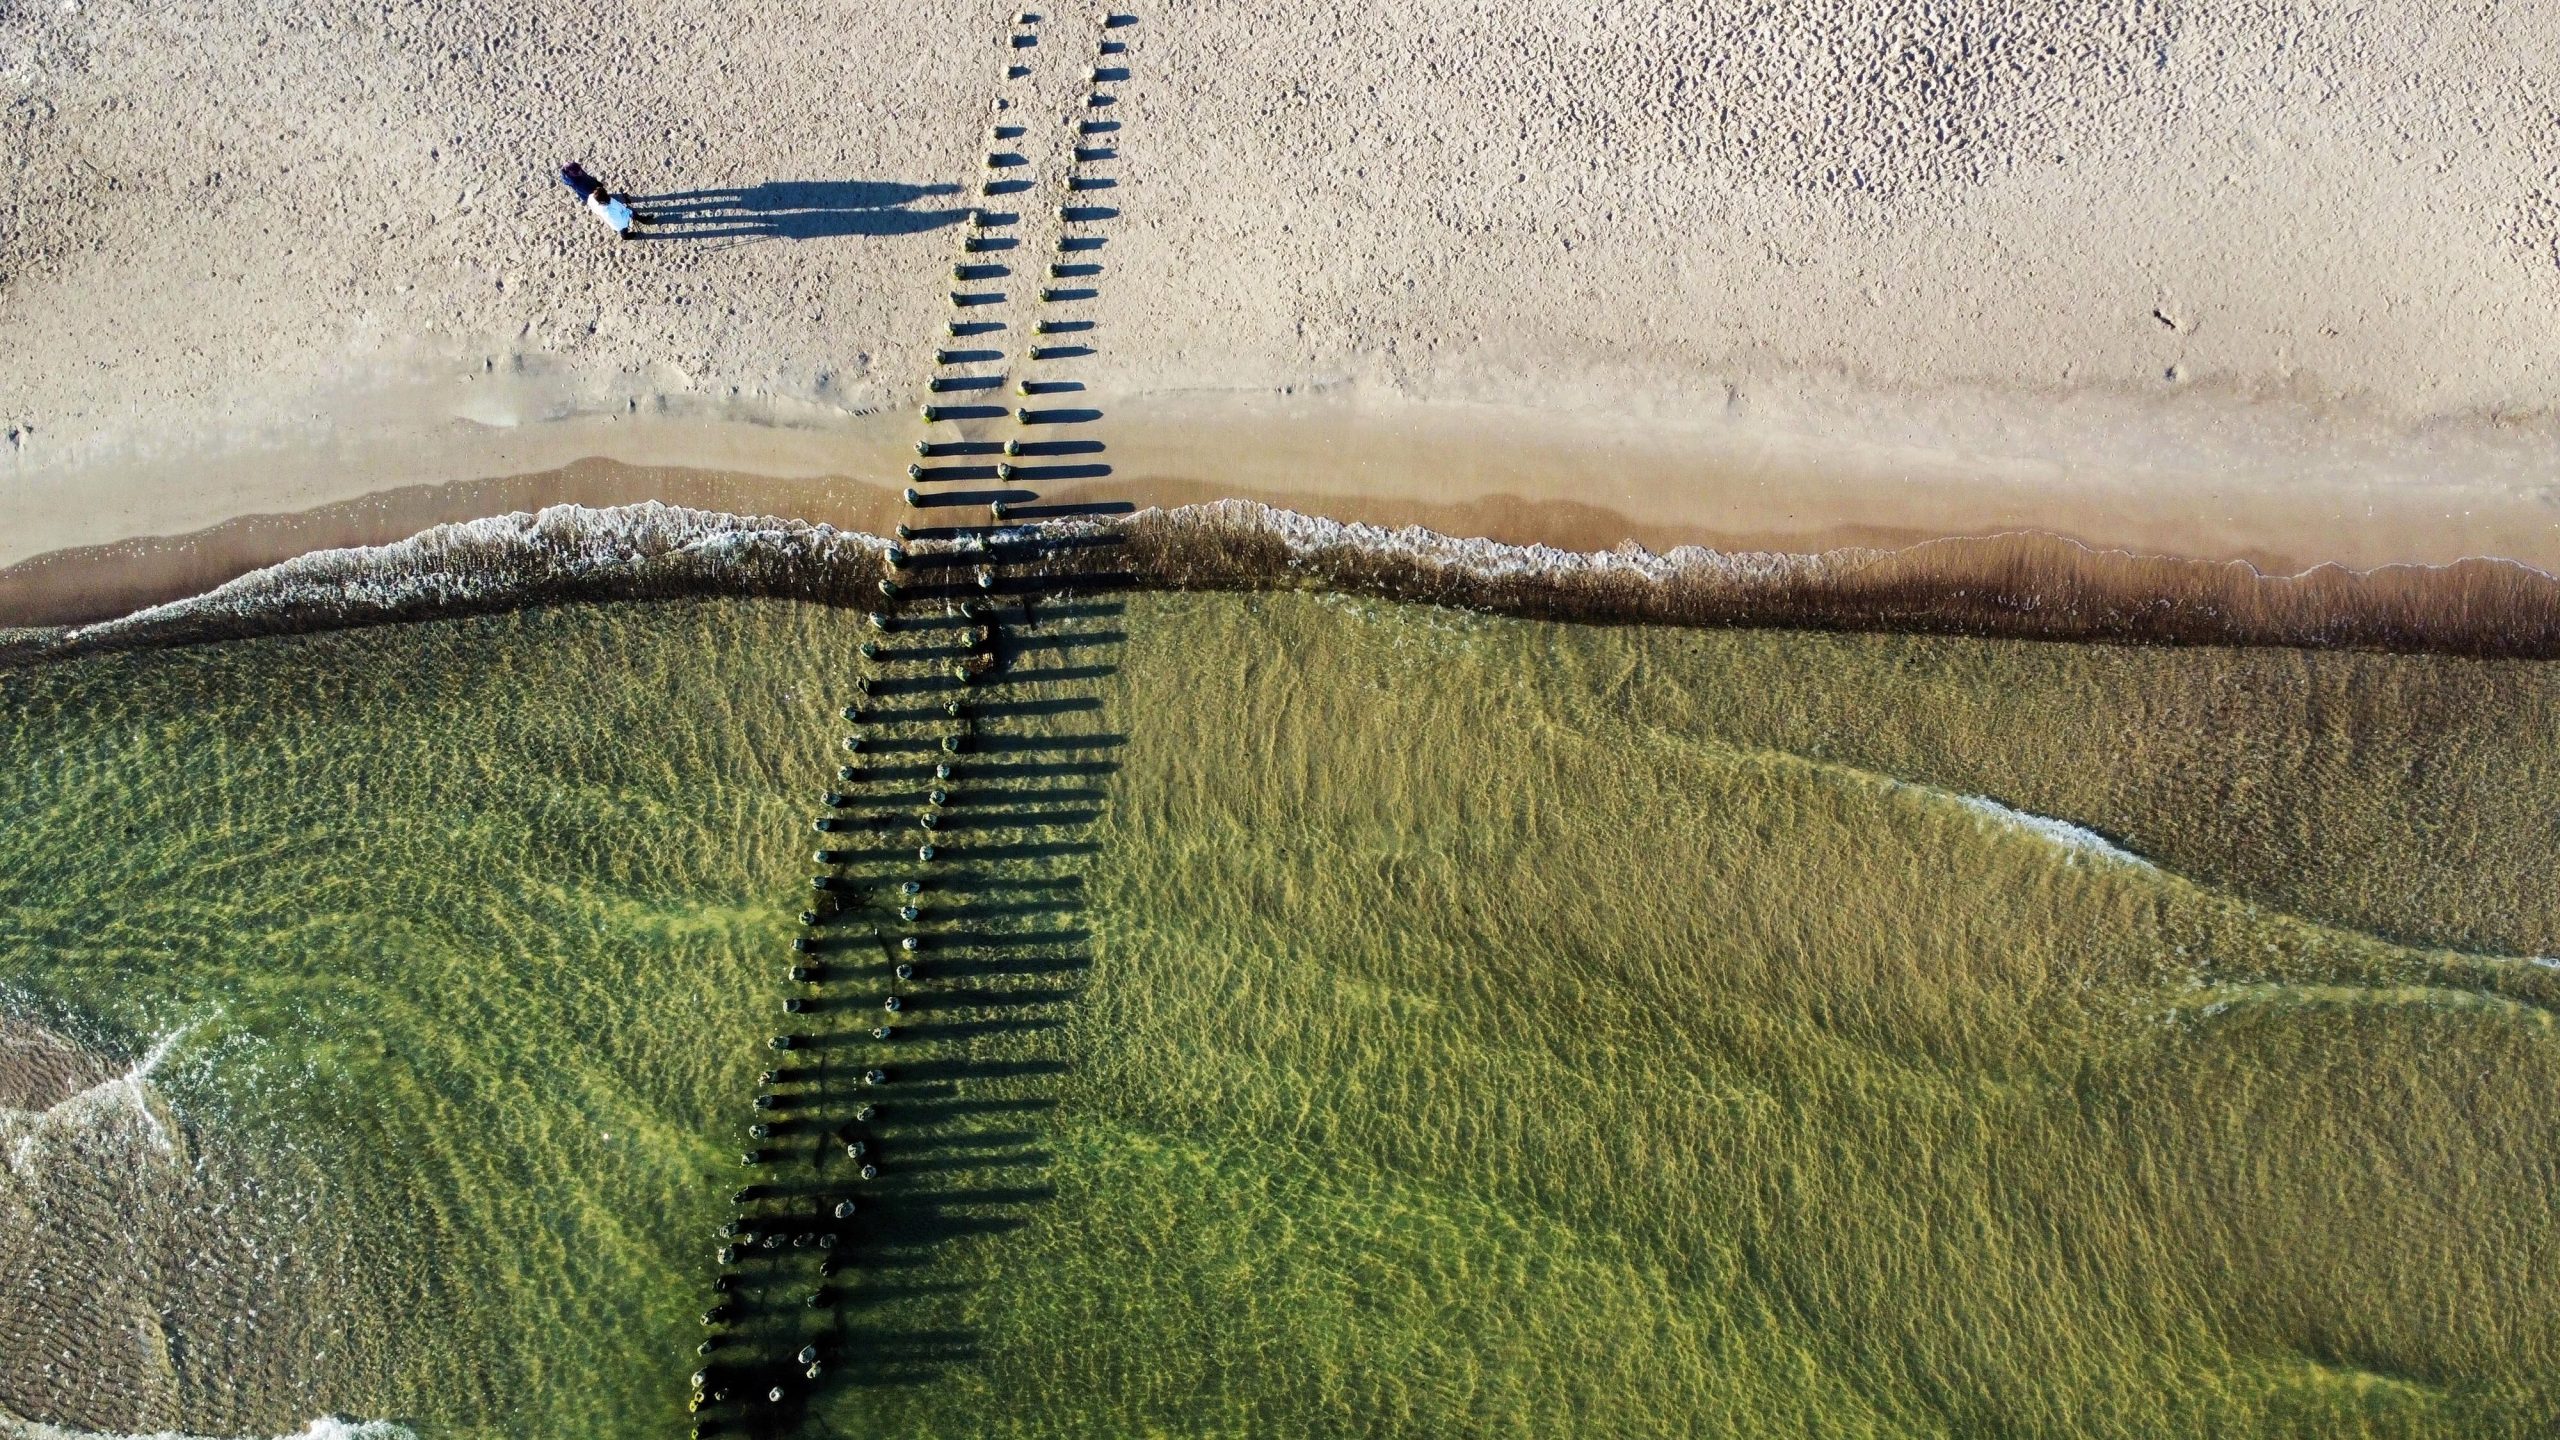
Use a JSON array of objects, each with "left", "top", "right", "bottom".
[
  {"left": 7, "top": 375, "right": 2560, "bottom": 631},
  {"left": 12, "top": 0, "right": 2560, "bottom": 658},
  {"left": 8, "top": 499, "right": 2557, "bottom": 672}
]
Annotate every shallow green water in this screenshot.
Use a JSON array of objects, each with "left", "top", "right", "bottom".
[{"left": 1, "top": 593, "right": 2555, "bottom": 1438}]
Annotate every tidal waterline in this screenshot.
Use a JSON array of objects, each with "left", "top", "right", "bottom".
[{"left": 0, "top": 592, "right": 2553, "bottom": 1437}]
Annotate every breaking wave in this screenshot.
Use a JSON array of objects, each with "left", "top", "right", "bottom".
[
  {"left": 0, "top": 1018, "right": 351, "bottom": 1437},
  {"left": 1, "top": 1026, "right": 191, "bottom": 1179},
  {"left": 5, "top": 498, "right": 2559, "bottom": 666},
  {"left": 1953, "top": 795, "right": 2153, "bottom": 868}
]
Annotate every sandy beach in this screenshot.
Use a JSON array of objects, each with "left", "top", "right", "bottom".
[
  {"left": 10, "top": 9, "right": 2560, "bottom": 1432},
  {"left": 5, "top": 0, "right": 2560, "bottom": 618}
]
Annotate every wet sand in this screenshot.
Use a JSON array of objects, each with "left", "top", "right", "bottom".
[
  {"left": 8, "top": 381, "right": 2559, "bottom": 631},
  {"left": 9, "top": 497, "right": 2558, "bottom": 673},
  {"left": 8, "top": 2, "right": 2560, "bottom": 632}
]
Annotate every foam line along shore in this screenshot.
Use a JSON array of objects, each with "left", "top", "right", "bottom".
[{"left": 6, "top": 499, "right": 2560, "bottom": 670}]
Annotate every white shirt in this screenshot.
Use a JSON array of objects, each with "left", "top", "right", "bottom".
[{"left": 587, "top": 192, "right": 634, "bottom": 232}]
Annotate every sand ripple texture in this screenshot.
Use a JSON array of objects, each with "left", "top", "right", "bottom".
[
  {"left": 0, "top": 1023, "right": 345, "bottom": 1436},
  {"left": 3, "top": 501, "right": 2559, "bottom": 669},
  {"left": 3, "top": 591, "right": 2558, "bottom": 1435},
  {"left": 0, "top": 1417, "right": 412, "bottom": 1440}
]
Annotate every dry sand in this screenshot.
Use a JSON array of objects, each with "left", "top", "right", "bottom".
[{"left": 5, "top": 0, "right": 2560, "bottom": 616}]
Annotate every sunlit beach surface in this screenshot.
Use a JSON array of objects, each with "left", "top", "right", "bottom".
[{"left": 9, "top": 0, "right": 2560, "bottom": 1434}]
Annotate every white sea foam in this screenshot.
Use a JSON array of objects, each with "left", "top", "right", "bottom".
[
  {"left": 1, "top": 1026, "right": 193, "bottom": 1177},
  {"left": 2, "top": 499, "right": 1842, "bottom": 663},
  {"left": 38, "top": 501, "right": 890, "bottom": 655},
  {"left": 0, "top": 1418, "right": 414, "bottom": 1440},
  {"left": 1954, "top": 794, "right": 2154, "bottom": 868},
  {"left": 1191, "top": 497, "right": 1823, "bottom": 586},
  {"left": 11, "top": 496, "right": 2550, "bottom": 666}
]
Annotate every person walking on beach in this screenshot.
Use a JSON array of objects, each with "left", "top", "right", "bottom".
[{"left": 559, "top": 161, "right": 649, "bottom": 238}]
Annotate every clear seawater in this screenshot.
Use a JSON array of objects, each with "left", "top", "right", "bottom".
[{"left": 1, "top": 591, "right": 2554, "bottom": 1438}]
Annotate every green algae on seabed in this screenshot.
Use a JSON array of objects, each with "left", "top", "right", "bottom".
[{"left": 0, "top": 592, "right": 2555, "bottom": 1438}]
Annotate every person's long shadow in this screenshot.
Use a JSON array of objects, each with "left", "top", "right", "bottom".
[{"left": 628, "top": 180, "right": 967, "bottom": 241}]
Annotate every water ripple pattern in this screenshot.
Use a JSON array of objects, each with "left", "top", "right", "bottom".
[{"left": 686, "top": 9, "right": 1142, "bottom": 1437}]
